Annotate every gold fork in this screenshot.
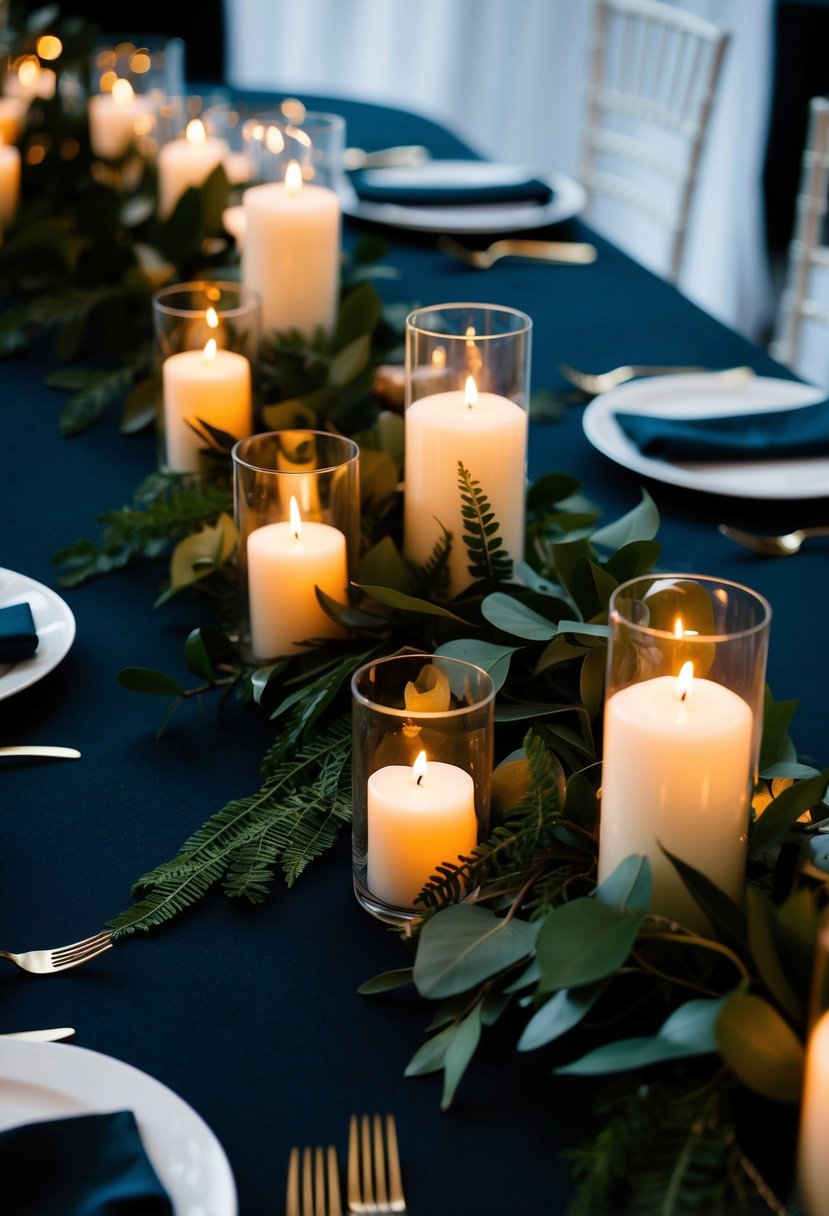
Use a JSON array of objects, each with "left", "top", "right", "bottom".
[
  {"left": 348, "top": 1114, "right": 406, "bottom": 1215},
  {"left": 557, "top": 362, "right": 755, "bottom": 395},
  {"left": 0, "top": 930, "right": 112, "bottom": 975},
  {"left": 718, "top": 523, "right": 829, "bottom": 557},
  {"left": 438, "top": 234, "right": 597, "bottom": 268},
  {"left": 286, "top": 1145, "right": 342, "bottom": 1216}
]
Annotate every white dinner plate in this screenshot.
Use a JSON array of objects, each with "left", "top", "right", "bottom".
[
  {"left": 0, "top": 1040, "right": 237, "bottom": 1215},
  {"left": 582, "top": 373, "right": 829, "bottom": 500},
  {"left": 337, "top": 167, "right": 586, "bottom": 234},
  {"left": 0, "top": 567, "right": 76, "bottom": 700}
]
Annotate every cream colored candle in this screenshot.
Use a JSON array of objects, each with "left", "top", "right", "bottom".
[
  {"left": 3, "top": 60, "right": 56, "bottom": 102},
  {"left": 0, "top": 139, "right": 21, "bottom": 231},
  {"left": 404, "top": 375, "right": 528, "bottom": 596},
  {"left": 221, "top": 204, "right": 246, "bottom": 253},
  {"left": 598, "top": 663, "right": 753, "bottom": 928},
  {"left": 0, "top": 98, "right": 26, "bottom": 145},
  {"left": 162, "top": 340, "right": 252, "bottom": 472},
  {"left": 157, "top": 119, "right": 228, "bottom": 220},
  {"left": 246, "top": 498, "right": 347, "bottom": 659},
  {"left": 367, "top": 750, "right": 477, "bottom": 908},
  {"left": 800, "top": 1010, "right": 829, "bottom": 1215},
  {"left": 241, "top": 160, "right": 340, "bottom": 339},
  {"left": 88, "top": 79, "right": 150, "bottom": 159}
]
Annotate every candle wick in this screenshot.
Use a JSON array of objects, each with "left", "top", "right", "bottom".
[
  {"left": 680, "top": 690, "right": 687, "bottom": 702},
  {"left": 416, "top": 774, "right": 424, "bottom": 786}
]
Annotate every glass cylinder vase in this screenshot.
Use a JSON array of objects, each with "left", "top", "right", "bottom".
[
  {"left": 351, "top": 653, "right": 495, "bottom": 924},
  {"left": 598, "top": 573, "right": 771, "bottom": 931},
  {"left": 232, "top": 430, "right": 360, "bottom": 663},
  {"left": 404, "top": 303, "right": 531, "bottom": 599}
]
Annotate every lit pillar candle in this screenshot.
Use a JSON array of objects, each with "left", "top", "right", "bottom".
[
  {"left": 157, "top": 119, "right": 228, "bottom": 220},
  {"left": 88, "top": 78, "right": 150, "bottom": 159},
  {"left": 598, "top": 660, "right": 753, "bottom": 928},
  {"left": 0, "top": 138, "right": 21, "bottom": 231},
  {"left": 162, "top": 337, "right": 252, "bottom": 472},
  {"left": 800, "top": 1010, "right": 829, "bottom": 1215},
  {"left": 246, "top": 496, "right": 347, "bottom": 659},
  {"left": 0, "top": 98, "right": 26, "bottom": 145},
  {"left": 242, "top": 159, "right": 340, "bottom": 339},
  {"left": 404, "top": 374, "right": 528, "bottom": 596},
  {"left": 367, "top": 750, "right": 477, "bottom": 909},
  {"left": 3, "top": 59, "right": 56, "bottom": 103}
]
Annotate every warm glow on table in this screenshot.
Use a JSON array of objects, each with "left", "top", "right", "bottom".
[
  {"left": 246, "top": 497, "right": 348, "bottom": 659},
  {"left": 367, "top": 750, "right": 477, "bottom": 908},
  {"left": 162, "top": 337, "right": 252, "bottom": 472}
]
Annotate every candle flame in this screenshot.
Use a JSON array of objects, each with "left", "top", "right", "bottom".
[
  {"left": 203, "top": 337, "right": 217, "bottom": 362},
  {"left": 676, "top": 660, "right": 694, "bottom": 702},
  {"left": 464, "top": 375, "right": 478, "bottom": 409},
  {"left": 465, "top": 326, "right": 476, "bottom": 342},
  {"left": 265, "top": 124, "right": 285, "bottom": 154},
  {"left": 431, "top": 346, "right": 446, "bottom": 370},
  {"left": 674, "top": 617, "right": 684, "bottom": 638},
  {"left": 285, "top": 159, "right": 303, "bottom": 194},
  {"left": 186, "top": 118, "right": 206, "bottom": 146},
  {"left": 205, "top": 306, "right": 219, "bottom": 330},
  {"left": 111, "top": 78, "right": 134, "bottom": 107},
  {"left": 18, "top": 58, "right": 40, "bottom": 88},
  {"left": 289, "top": 495, "right": 302, "bottom": 541},
  {"left": 413, "top": 751, "right": 428, "bottom": 785}
]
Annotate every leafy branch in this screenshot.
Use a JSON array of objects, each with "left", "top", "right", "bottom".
[{"left": 458, "top": 461, "right": 513, "bottom": 587}]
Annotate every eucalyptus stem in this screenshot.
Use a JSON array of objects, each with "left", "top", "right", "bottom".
[{"left": 638, "top": 929, "right": 751, "bottom": 982}]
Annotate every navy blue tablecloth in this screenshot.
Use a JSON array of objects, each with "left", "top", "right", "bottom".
[{"left": 0, "top": 93, "right": 827, "bottom": 1216}]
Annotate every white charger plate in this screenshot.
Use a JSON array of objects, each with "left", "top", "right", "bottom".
[
  {"left": 0, "top": 568, "right": 75, "bottom": 700},
  {"left": 0, "top": 1040, "right": 237, "bottom": 1215},
  {"left": 337, "top": 166, "right": 586, "bottom": 233},
  {"left": 582, "top": 373, "right": 829, "bottom": 500}
]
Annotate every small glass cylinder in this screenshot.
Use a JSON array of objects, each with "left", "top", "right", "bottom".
[
  {"left": 598, "top": 574, "right": 772, "bottom": 930},
  {"left": 799, "top": 909, "right": 829, "bottom": 1216},
  {"left": 351, "top": 653, "right": 495, "bottom": 923},
  {"left": 404, "top": 303, "right": 532, "bottom": 599},
  {"left": 232, "top": 431, "right": 360, "bottom": 663},
  {"left": 153, "top": 281, "right": 261, "bottom": 474},
  {"left": 241, "top": 110, "right": 346, "bottom": 189}
]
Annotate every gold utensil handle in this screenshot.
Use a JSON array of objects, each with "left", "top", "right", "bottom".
[
  {"left": 0, "top": 1027, "right": 75, "bottom": 1041},
  {"left": 501, "top": 239, "right": 597, "bottom": 264},
  {"left": 0, "top": 746, "right": 81, "bottom": 759}
]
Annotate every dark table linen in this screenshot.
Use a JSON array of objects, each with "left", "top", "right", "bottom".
[{"left": 0, "top": 93, "right": 827, "bottom": 1216}]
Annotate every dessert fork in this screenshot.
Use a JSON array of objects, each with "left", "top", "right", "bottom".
[
  {"left": 558, "top": 362, "right": 755, "bottom": 395},
  {"left": 718, "top": 523, "right": 829, "bottom": 557},
  {"left": 286, "top": 1145, "right": 342, "bottom": 1216},
  {"left": 439, "top": 234, "right": 597, "bottom": 268},
  {"left": 0, "top": 929, "right": 112, "bottom": 975},
  {"left": 348, "top": 1114, "right": 406, "bottom": 1214}
]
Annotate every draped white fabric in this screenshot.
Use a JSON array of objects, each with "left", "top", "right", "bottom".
[{"left": 224, "top": 0, "right": 774, "bottom": 339}]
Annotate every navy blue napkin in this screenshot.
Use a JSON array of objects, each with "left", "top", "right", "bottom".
[
  {"left": 1, "top": 1110, "right": 173, "bottom": 1215},
  {"left": 0, "top": 603, "right": 38, "bottom": 662},
  {"left": 350, "top": 161, "right": 554, "bottom": 206},
  {"left": 616, "top": 395, "right": 829, "bottom": 461}
]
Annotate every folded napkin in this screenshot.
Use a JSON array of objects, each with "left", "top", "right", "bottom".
[
  {"left": 1, "top": 1110, "right": 173, "bottom": 1215},
  {"left": 0, "top": 602, "right": 38, "bottom": 663},
  {"left": 617, "top": 395, "right": 829, "bottom": 462},
  {"left": 349, "top": 160, "right": 554, "bottom": 206}
]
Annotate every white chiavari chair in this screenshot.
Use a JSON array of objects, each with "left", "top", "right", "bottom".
[{"left": 580, "top": 0, "right": 729, "bottom": 283}]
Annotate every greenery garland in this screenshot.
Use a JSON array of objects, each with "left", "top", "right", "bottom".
[{"left": 4, "top": 14, "right": 829, "bottom": 1209}]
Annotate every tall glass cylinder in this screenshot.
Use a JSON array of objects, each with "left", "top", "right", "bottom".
[
  {"left": 351, "top": 653, "right": 495, "bottom": 924},
  {"left": 404, "top": 303, "right": 531, "bottom": 599},
  {"left": 232, "top": 430, "right": 360, "bottom": 663},
  {"left": 598, "top": 574, "right": 771, "bottom": 930}
]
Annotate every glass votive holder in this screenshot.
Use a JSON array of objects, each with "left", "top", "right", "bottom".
[
  {"left": 232, "top": 430, "right": 360, "bottom": 663},
  {"left": 90, "top": 36, "right": 185, "bottom": 98},
  {"left": 351, "top": 653, "right": 495, "bottom": 924},
  {"left": 242, "top": 109, "right": 346, "bottom": 189},
  {"left": 799, "top": 908, "right": 829, "bottom": 1215},
  {"left": 153, "top": 280, "right": 262, "bottom": 362},
  {"left": 597, "top": 574, "right": 772, "bottom": 931},
  {"left": 404, "top": 303, "right": 532, "bottom": 599}
]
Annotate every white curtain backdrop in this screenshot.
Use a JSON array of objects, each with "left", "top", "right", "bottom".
[{"left": 224, "top": 0, "right": 774, "bottom": 340}]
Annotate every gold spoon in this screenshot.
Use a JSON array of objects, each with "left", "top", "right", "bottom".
[
  {"left": 719, "top": 524, "right": 829, "bottom": 556},
  {"left": 438, "top": 234, "right": 597, "bottom": 268}
]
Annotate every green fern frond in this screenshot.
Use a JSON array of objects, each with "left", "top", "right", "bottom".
[
  {"left": 417, "top": 523, "right": 453, "bottom": 598},
  {"left": 457, "top": 461, "right": 513, "bottom": 587}
]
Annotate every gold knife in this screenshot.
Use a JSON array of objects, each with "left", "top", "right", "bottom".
[
  {"left": 0, "top": 746, "right": 81, "bottom": 760},
  {"left": 0, "top": 1028, "right": 75, "bottom": 1041}
]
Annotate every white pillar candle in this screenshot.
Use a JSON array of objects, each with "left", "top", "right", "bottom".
[
  {"left": 88, "top": 79, "right": 151, "bottom": 159},
  {"left": 221, "top": 204, "right": 246, "bottom": 253},
  {"left": 157, "top": 119, "right": 228, "bottom": 220},
  {"left": 0, "top": 140, "right": 21, "bottom": 231},
  {"left": 404, "top": 375, "right": 528, "bottom": 596},
  {"left": 800, "top": 1010, "right": 829, "bottom": 1216},
  {"left": 241, "top": 160, "right": 340, "bottom": 339},
  {"left": 246, "top": 498, "right": 347, "bottom": 659},
  {"left": 367, "top": 750, "right": 477, "bottom": 908},
  {"left": 598, "top": 663, "right": 753, "bottom": 929},
  {"left": 0, "top": 98, "right": 26, "bottom": 145},
  {"left": 3, "top": 61, "right": 56, "bottom": 103},
  {"left": 162, "top": 339, "right": 252, "bottom": 473}
]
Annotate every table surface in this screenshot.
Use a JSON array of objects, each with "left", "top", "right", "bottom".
[{"left": 1, "top": 92, "right": 827, "bottom": 1216}]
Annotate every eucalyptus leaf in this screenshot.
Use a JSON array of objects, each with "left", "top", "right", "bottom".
[
  {"left": 360, "top": 448, "right": 399, "bottom": 506},
  {"left": 536, "top": 898, "right": 647, "bottom": 993},
  {"left": 579, "top": 645, "right": 606, "bottom": 720},
  {"left": 329, "top": 333, "right": 371, "bottom": 388},
  {"left": 413, "top": 904, "right": 538, "bottom": 999},
  {"left": 518, "top": 981, "right": 607, "bottom": 1052},
  {"left": 761, "top": 761, "right": 820, "bottom": 780},
  {"left": 555, "top": 620, "right": 610, "bottom": 640},
  {"left": 480, "top": 593, "right": 556, "bottom": 641},
  {"left": 357, "top": 536, "right": 412, "bottom": 593},
  {"left": 120, "top": 374, "right": 160, "bottom": 434},
  {"left": 250, "top": 661, "right": 289, "bottom": 706},
  {"left": 661, "top": 846, "right": 747, "bottom": 954},
  {"left": 750, "top": 769, "right": 829, "bottom": 854},
  {"left": 315, "top": 586, "right": 387, "bottom": 631},
  {"left": 716, "top": 990, "right": 804, "bottom": 1103},
  {"left": 594, "top": 855, "right": 651, "bottom": 911},
  {"left": 332, "top": 281, "right": 382, "bottom": 352},
  {"left": 433, "top": 639, "right": 517, "bottom": 694},
  {"left": 356, "top": 583, "right": 471, "bottom": 624},
  {"left": 404, "top": 1020, "right": 458, "bottom": 1078},
  {"left": 557, "top": 996, "right": 725, "bottom": 1076},
  {"left": 759, "top": 690, "right": 799, "bottom": 773},
  {"left": 590, "top": 489, "right": 660, "bottom": 549},
  {"left": 441, "top": 1004, "right": 482, "bottom": 1110},
  {"left": 357, "top": 967, "right": 414, "bottom": 995},
  {"left": 117, "top": 667, "right": 184, "bottom": 696},
  {"left": 526, "top": 472, "right": 581, "bottom": 511},
  {"left": 563, "top": 770, "right": 600, "bottom": 832},
  {"left": 603, "top": 539, "right": 663, "bottom": 584},
  {"left": 745, "top": 886, "right": 803, "bottom": 1022},
  {"left": 494, "top": 701, "right": 577, "bottom": 723}
]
